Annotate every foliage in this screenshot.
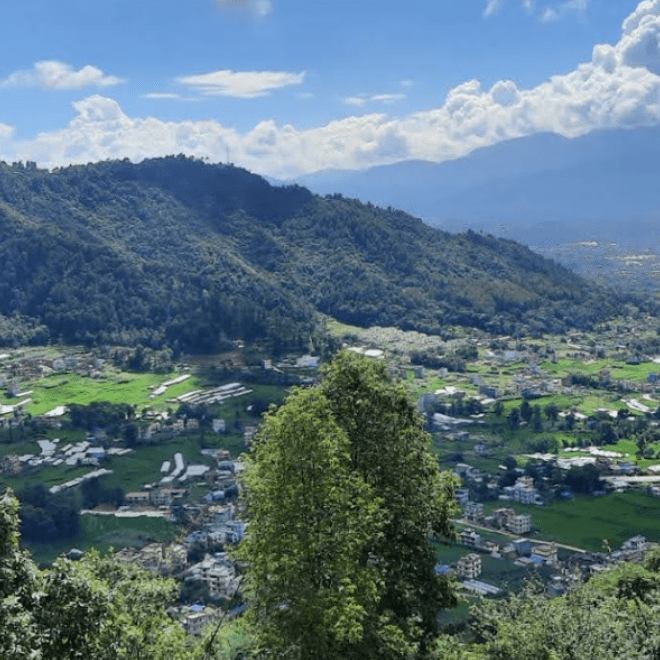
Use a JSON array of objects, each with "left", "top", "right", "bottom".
[
  {"left": 0, "top": 487, "right": 196, "bottom": 660},
  {"left": 17, "top": 484, "right": 80, "bottom": 543},
  {"left": 468, "top": 562, "right": 660, "bottom": 660},
  {"left": 238, "top": 352, "right": 459, "bottom": 659},
  {"left": 0, "top": 157, "right": 633, "bottom": 352}
]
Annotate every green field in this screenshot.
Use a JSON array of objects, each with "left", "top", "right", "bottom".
[
  {"left": 26, "top": 513, "right": 180, "bottom": 565},
  {"left": 517, "top": 491, "right": 660, "bottom": 551},
  {"left": 0, "top": 371, "right": 205, "bottom": 416}
]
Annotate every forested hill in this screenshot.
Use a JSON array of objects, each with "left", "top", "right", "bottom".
[{"left": 0, "top": 156, "right": 629, "bottom": 350}]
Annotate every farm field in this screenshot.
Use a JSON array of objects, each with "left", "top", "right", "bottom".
[
  {"left": 22, "top": 372, "right": 204, "bottom": 415},
  {"left": 27, "top": 513, "right": 179, "bottom": 566},
  {"left": 516, "top": 492, "right": 660, "bottom": 551}
]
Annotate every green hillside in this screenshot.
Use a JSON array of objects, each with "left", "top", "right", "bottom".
[{"left": 0, "top": 156, "right": 632, "bottom": 351}]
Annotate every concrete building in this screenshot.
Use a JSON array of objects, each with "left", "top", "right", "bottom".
[
  {"left": 456, "top": 553, "right": 482, "bottom": 579},
  {"left": 507, "top": 514, "right": 532, "bottom": 535}
]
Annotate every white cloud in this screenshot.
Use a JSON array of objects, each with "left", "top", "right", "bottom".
[
  {"left": 371, "top": 93, "right": 406, "bottom": 103},
  {"left": 6, "top": 2, "right": 660, "bottom": 179},
  {"left": 539, "top": 0, "right": 587, "bottom": 23},
  {"left": 345, "top": 93, "right": 405, "bottom": 106},
  {"left": 0, "top": 61, "right": 124, "bottom": 90},
  {"left": 142, "top": 92, "right": 182, "bottom": 99},
  {"left": 344, "top": 96, "right": 367, "bottom": 107},
  {"left": 213, "top": 0, "right": 272, "bottom": 17},
  {"left": 522, "top": 0, "right": 535, "bottom": 14},
  {"left": 0, "top": 124, "right": 14, "bottom": 140},
  {"left": 540, "top": 7, "right": 559, "bottom": 23},
  {"left": 177, "top": 69, "right": 305, "bottom": 98},
  {"left": 483, "top": 0, "right": 504, "bottom": 18}
]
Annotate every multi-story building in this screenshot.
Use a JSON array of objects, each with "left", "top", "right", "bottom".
[
  {"left": 464, "top": 501, "right": 485, "bottom": 523},
  {"left": 456, "top": 553, "right": 482, "bottom": 579},
  {"left": 507, "top": 514, "right": 532, "bottom": 535},
  {"left": 460, "top": 529, "right": 483, "bottom": 548},
  {"left": 531, "top": 543, "right": 558, "bottom": 565}
]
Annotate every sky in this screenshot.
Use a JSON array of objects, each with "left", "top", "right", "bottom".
[{"left": 0, "top": 0, "right": 659, "bottom": 178}]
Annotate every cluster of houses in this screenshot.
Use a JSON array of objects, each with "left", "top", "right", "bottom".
[{"left": 1, "top": 436, "right": 133, "bottom": 494}]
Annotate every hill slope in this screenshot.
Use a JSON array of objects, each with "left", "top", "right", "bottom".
[{"left": 0, "top": 157, "right": 628, "bottom": 350}]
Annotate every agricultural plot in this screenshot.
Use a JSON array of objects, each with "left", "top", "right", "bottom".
[
  {"left": 516, "top": 492, "right": 660, "bottom": 552},
  {"left": 0, "top": 371, "right": 204, "bottom": 416},
  {"left": 28, "top": 513, "right": 179, "bottom": 565}
]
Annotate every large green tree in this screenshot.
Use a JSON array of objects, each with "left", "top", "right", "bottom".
[{"left": 238, "top": 352, "right": 459, "bottom": 659}]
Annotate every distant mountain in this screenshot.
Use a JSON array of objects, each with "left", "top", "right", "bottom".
[
  {"left": 293, "top": 126, "right": 660, "bottom": 247},
  {"left": 0, "top": 157, "right": 632, "bottom": 350}
]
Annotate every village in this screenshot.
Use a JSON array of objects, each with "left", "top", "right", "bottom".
[{"left": 3, "top": 314, "right": 660, "bottom": 634}]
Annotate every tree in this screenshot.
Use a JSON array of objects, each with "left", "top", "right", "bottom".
[
  {"left": 0, "top": 487, "right": 194, "bottom": 660},
  {"left": 507, "top": 407, "right": 520, "bottom": 431},
  {"left": 238, "top": 352, "right": 459, "bottom": 660}
]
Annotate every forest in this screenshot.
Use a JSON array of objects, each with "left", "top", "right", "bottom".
[{"left": 0, "top": 156, "right": 639, "bottom": 353}]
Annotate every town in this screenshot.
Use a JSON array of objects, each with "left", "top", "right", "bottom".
[{"left": 4, "top": 312, "right": 660, "bottom": 635}]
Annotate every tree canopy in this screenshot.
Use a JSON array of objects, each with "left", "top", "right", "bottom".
[
  {"left": 0, "top": 488, "right": 192, "bottom": 660},
  {"left": 0, "top": 156, "right": 633, "bottom": 351},
  {"left": 238, "top": 352, "right": 459, "bottom": 659}
]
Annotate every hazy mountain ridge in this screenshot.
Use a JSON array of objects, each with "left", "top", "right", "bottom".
[
  {"left": 293, "top": 125, "right": 660, "bottom": 241},
  {"left": 0, "top": 157, "right": 632, "bottom": 349}
]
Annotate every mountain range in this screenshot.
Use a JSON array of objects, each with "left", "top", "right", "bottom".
[{"left": 293, "top": 125, "right": 660, "bottom": 249}]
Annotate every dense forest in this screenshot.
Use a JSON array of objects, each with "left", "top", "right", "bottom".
[{"left": 0, "top": 156, "right": 635, "bottom": 352}]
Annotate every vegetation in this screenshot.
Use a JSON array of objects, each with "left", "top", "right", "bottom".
[
  {"left": 459, "top": 557, "right": 660, "bottom": 660},
  {"left": 0, "top": 157, "right": 634, "bottom": 353},
  {"left": 0, "top": 487, "right": 193, "bottom": 660},
  {"left": 238, "top": 352, "right": 459, "bottom": 659}
]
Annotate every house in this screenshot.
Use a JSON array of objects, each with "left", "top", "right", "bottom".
[
  {"left": 460, "top": 529, "right": 483, "bottom": 548},
  {"left": 125, "top": 491, "right": 152, "bottom": 507},
  {"left": 0, "top": 454, "right": 21, "bottom": 475},
  {"left": 507, "top": 514, "right": 532, "bottom": 535},
  {"left": 182, "top": 606, "right": 220, "bottom": 636},
  {"left": 491, "top": 507, "right": 516, "bottom": 530},
  {"left": 150, "top": 486, "right": 188, "bottom": 507},
  {"left": 622, "top": 535, "right": 647, "bottom": 553},
  {"left": 212, "top": 418, "right": 226, "bottom": 433},
  {"left": 531, "top": 543, "right": 558, "bottom": 566},
  {"left": 464, "top": 501, "right": 484, "bottom": 523},
  {"left": 455, "top": 488, "right": 470, "bottom": 506},
  {"left": 456, "top": 553, "right": 482, "bottom": 579},
  {"left": 188, "top": 553, "right": 240, "bottom": 600},
  {"left": 511, "top": 538, "right": 532, "bottom": 557}
]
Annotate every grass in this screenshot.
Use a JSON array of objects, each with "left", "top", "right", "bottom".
[
  {"left": 26, "top": 513, "right": 180, "bottom": 565},
  {"left": 100, "top": 435, "right": 212, "bottom": 492},
  {"left": 4, "top": 371, "right": 205, "bottom": 416},
  {"left": 515, "top": 491, "right": 660, "bottom": 552}
]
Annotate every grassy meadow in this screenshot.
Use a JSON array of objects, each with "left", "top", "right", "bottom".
[
  {"left": 516, "top": 491, "right": 660, "bottom": 551},
  {"left": 27, "top": 513, "right": 180, "bottom": 565}
]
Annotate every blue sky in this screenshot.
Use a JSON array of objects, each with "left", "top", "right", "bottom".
[{"left": 0, "top": 0, "right": 657, "bottom": 177}]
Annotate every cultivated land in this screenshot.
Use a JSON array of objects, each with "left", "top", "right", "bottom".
[{"left": 5, "top": 316, "right": 660, "bottom": 579}]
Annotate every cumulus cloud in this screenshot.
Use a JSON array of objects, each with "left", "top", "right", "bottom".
[
  {"left": 0, "top": 124, "right": 14, "bottom": 142},
  {"left": 142, "top": 92, "right": 182, "bottom": 100},
  {"left": 177, "top": 69, "right": 305, "bottom": 98},
  {"left": 0, "top": 61, "right": 124, "bottom": 90},
  {"left": 6, "top": 2, "right": 660, "bottom": 179}
]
